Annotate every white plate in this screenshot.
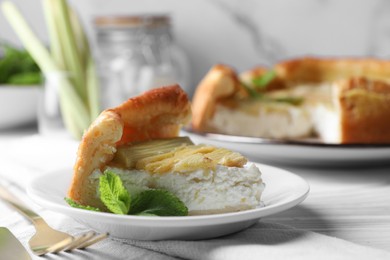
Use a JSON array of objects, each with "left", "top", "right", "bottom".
[
  {"left": 182, "top": 129, "right": 390, "bottom": 166},
  {"left": 27, "top": 163, "right": 309, "bottom": 240}
]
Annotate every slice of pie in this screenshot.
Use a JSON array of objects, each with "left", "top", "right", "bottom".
[{"left": 68, "top": 85, "right": 264, "bottom": 215}]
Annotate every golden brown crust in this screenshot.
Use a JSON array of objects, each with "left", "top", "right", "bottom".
[
  {"left": 68, "top": 110, "right": 123, "bottom": 208},
  {"left": 191, "top": 64, "right": 242, "bottom": 132},
  {"left": 68, "top": 85, "right": 191, "bottom": 208},
  {"left": 114, "top": 84, "right": 191, "bottom": 145},
  {"left": 275, "top": 57, "right": 390, "bottom": 85},
  {"left": 335, "top": 78, "right": 390, "bottom": 143},
  {"left": 239, "top": 57, "right": 390, "bottom": 87}
]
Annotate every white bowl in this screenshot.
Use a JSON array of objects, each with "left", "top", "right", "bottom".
[{"left": 0, "top": 85, "right": 41, "bottom": 129}]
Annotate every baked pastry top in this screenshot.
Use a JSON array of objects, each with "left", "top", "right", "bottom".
[
  {"left": 67, "top": 84, "right": 264, "bottom": 214},
  {"left": 68, "top": 85, "right": 192, "bottom": 208}
]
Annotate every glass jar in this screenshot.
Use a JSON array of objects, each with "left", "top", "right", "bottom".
[
  {"left": 94, "top": 15, "right": 191, "bottom": 108},
  {"left": 37, "top": 72, "right": 68, "bottom": 137}
]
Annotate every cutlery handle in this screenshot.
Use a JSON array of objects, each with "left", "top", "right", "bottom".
[{"left": 0, "top": 184, "right": 42, "bottom": 223}]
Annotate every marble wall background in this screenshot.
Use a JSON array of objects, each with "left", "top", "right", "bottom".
[{"left": 1, "top": 0, "right": 390, "bottom": 96}]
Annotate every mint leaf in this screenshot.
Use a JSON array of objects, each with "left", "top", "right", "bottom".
[
  {"left": 241, "top": 70, "right": 276, "bottom": 99},
  {"left": 241, "top": 82, "right": 263, "bottom": 99},
  {"left": 252, "top": 70, "right": 276, "bottom": 89},
  {"left": 64, "top": 197, "right": 100, "bottom": 212},
  {"left": 271, "top": 96, "right": 304, "bottom": 106},
  {"left": 129, "top": 189, "right": 188, "bottom": 216},
  {"left": 99, "top": 170, "right": 131, "bottom": 214}
]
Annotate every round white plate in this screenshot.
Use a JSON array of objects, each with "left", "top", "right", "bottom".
[
  {"left": 27, "top": 163, "right": 309, "bottom": 240},
  {"left": 182, "top": 130, "right": 390, "bottom": 166}
]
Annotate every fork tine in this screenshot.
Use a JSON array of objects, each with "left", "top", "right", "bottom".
[
  {"left": 64, "top": 231, "right": 96, "bottom": 251},
  {"left": 33, "top": 232, "right": 109, "bottom": 255},
  {"left": 76, "top": 232, "right": 109, "bottom": 249},
  {"left": 41, "top": 237, "right": 74, "bottom": 255}
]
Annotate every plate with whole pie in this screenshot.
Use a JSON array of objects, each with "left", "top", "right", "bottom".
[
  {"left": 182, "top": 128, "right": 390, "bottom": 166},
  {"left": 26, "top": 85, "right": 309, "bottom": 240},
  {"left": 188, "top": 57, "right": 390, "bottom": 166}
]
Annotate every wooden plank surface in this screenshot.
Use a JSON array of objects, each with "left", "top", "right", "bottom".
[
  {"left": 264, "top": 163, "right": 390, "bottom": 251},
  {"left": 1, "top": 130, "right": 390, "bottom": 252}
]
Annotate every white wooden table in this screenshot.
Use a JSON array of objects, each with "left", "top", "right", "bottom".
[
  {"left": 1, "top": 125, "right": 390, "bottom": 256},
  {"left": 264, "top": 163, "right": 390, "bottom": 251}
]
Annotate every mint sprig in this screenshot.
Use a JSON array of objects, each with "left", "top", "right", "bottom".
[
  {"left": 252, "top": 70, "right": 276, "bottom": 89},
  {"left": 64, "top": 197, "right": 100, "bottom": 212},
  {"left": 241, "top": 70, "right": 277, "bottom": 99},
  {"left": 241, "top": 70, "right": 304, "bottom": 105},
  {"left": 99, "top": 170, "right": 131, "bottom": 215},
  {"left": 129, "top": 189, "right": 188, "bottom": 216},
  {"left": 268, "top": 96, "right": 303, "bottom": 106},
  {"left": 65, "top": 170, "right": 189, "bottom": 217}
]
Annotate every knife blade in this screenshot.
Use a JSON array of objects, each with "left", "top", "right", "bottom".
[{"left": 0, "top": 227, "right": 31, "bottom": 260}]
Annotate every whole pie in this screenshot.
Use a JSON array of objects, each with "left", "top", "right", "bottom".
[{"left": 191, "top": 57, "right": 390, "bottom": 144}]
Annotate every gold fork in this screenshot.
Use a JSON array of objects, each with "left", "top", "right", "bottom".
[{"left": 0, "top": 184, "right": 108, "bottom": 256}]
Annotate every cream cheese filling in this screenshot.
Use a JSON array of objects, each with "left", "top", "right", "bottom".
[
  {"left": 89, "top": 164, "right": 264, "bottom": 215},
  {"left": 209, "top": 83, "right": 341, "bottom": 142}
]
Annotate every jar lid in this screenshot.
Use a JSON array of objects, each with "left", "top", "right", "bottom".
[{"left": 94, "top": 15, "right": 170, "bottom": 29}]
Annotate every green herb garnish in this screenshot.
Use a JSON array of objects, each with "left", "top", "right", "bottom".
[
  {"left": 129, "top": 189, "right": 188, "bottom": 216},
  {"left": 64, "top": 197, "right": 100, "bottom": 211},
  {"left": 252, "top": 70, "right": 276, "bottom": 89},
  {"left": 269, "top": 96, "right": 304, "bottom": 106},
  {"left": 241, "top": 70, "right": 276, "bottom": 98},
  {"left": 99, "top": 170, "right": 131, "bottom": 215},
  {"left": 241, "top": 82, "right": 263, "bottom": 99},
  {"left": 241, "top": 70, "right": 304, "bottom": 105},
  {"left": 65, "top": 170, "right": 189, "bottom": 217}
]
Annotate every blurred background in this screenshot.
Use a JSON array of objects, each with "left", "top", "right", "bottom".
[
  {"left": 2, "top": 0, "right": 390, "bottom": 97},
  {"left": 2, "top": 0, "right": 390, "bottom": 136}
]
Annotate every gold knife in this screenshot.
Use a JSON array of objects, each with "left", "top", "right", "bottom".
[{"left": 0, "top": 227, "right": 31, "bottom": 260}]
